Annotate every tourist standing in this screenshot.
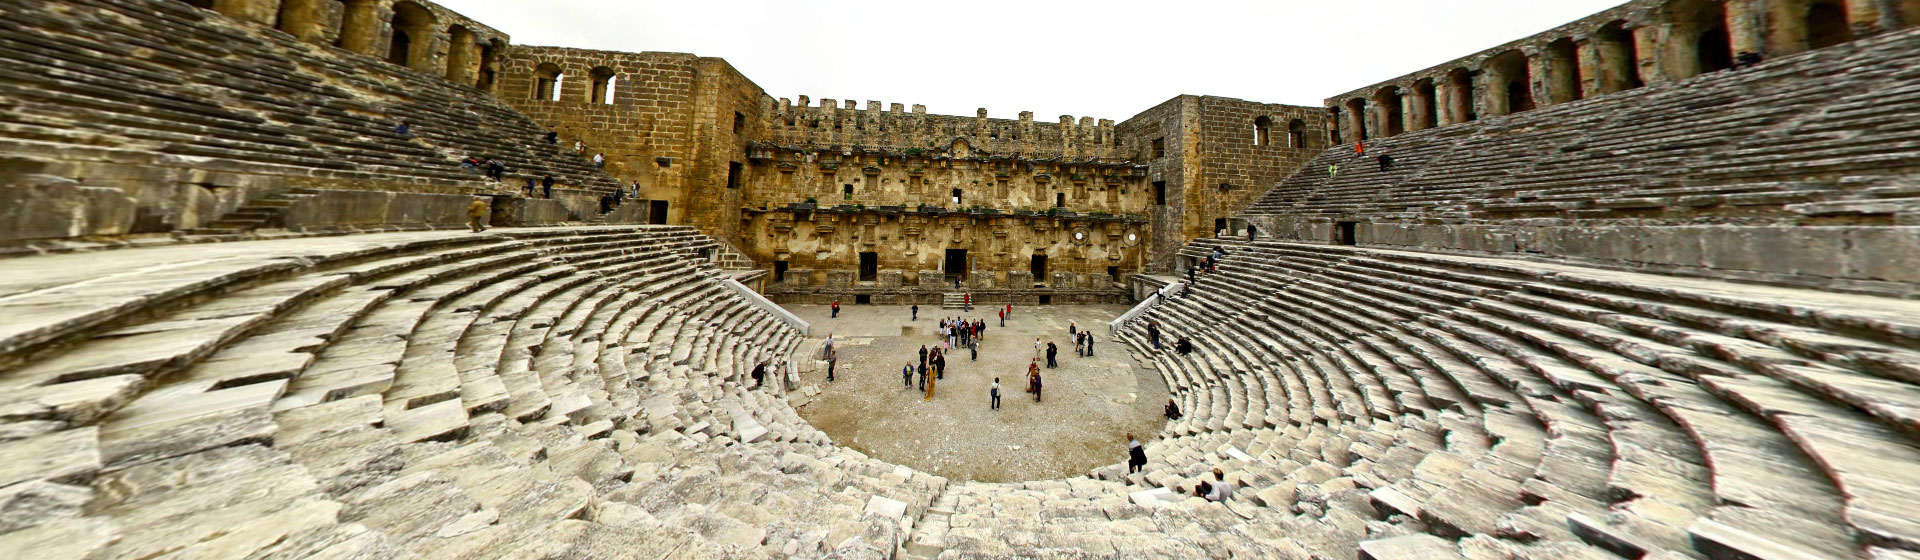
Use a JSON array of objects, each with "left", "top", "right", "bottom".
[
  {"left": 545, "top": 131, "right": 558, "bottom": 144},
  {"left": 540, "top": 174, "right": 555, "bottom": 198},
  {"left": 750, "top": 362, "right": 766, "bottom": 389},
  {"left": 1085, "top": 334, "right": 1094, "bottom": 357},
  {"left": 1246, "top": 223, "right": 1257, "bottom": 242},
  {"left": 826, "top": 353, "right": 836, "bottom": 382},
  {"left": 1045, "top": 342, "right": 1058, "bottom": 368},
  {"left": 1027, "top": 361, "right": 1040, "bottom": 394},
  {"left": 903, "top": 363, "right": 914, "bottom": 388},
  {"left": 466, "top": 196, "right": 488, "bottom": 233},
  {"left": 1069, "top": 321, "right": 1077, "bottom": 340},
  {"left": 1147, "top": 321, "right": 1161, "bottom": 350},
  {"left": 933, "top": 351, "right": 946, "bottom": 380},
  {"left": 969, "top": 340, "right": 978, "bottom": 361},
  {"left": 919, "top": 345, "right": 929, "bottom": 372},
  {"left": 924, "top": 361, "right": 937, "bottom": 401},
  {"left": 1127, "top": 433, "right": 1147, "bottom": 474},
  {"left": 1032, "top": 368, "right": 1043, "bottom": 402},
  {"left": 1377, "top": 153, "right": 1393, "bottom": 172},
  {"left": 911, "top": 304, "right": 918, "bottom": 321},
  {"left": 523, "top": 177, "right": 537, "bottom": 197},
  {"left": 593, "top": 152, "right": 605, "bottom": 168},
  {"left": 963, "top": 293, "right": 971, "bottom": 312},
  {"left": 396, "top": 121, "right": 411, "bottom": 136},
  {"left": 831, "top": 300, "right": 840, "bottom": 318},
  {"left": 990, "top": 378, "right": 1001, "bottom": 410},
  {"left": 999, "top": 308, "right": 1005, "bottom": 327},
  {"left": 917, "top": 362, "right": 928, "bottom": 391},
  {"left": 1033, "top": 337, "right": 1042, "bottom": 360}
]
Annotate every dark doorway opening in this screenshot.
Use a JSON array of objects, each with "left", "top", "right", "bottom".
[
  {"left": 773, "top": 260, "right": 788, "bottom": 283},
  {"left": 1214, "top": 218, "right": 1228, "bottom": 235},
  {"left": 951, "top": 188, "right": 963, "bottom": 206},
  {"left": 1807, "top": 1, "right": 1854, "bottom": 49},
  {"left": 1697, "top": 27, "right": 1734, "bottom": 74},
  {"left": 386, "top": 30, "right": 411, "bottom": 66},
  {"left": 1153, "top": 181, "right": 1167, "bottom": 205},
  {"left": 944, "top": 249, "right": 968, "bottom": 283},
  {"left": 1038, "top": 295, "right": 1052, "bottom": 305},
  {"left": 1055, "top": 193, "right": 1065, "bottom": 207},
  {"left": 726, "top": 162, "right": 742, "bottom": 188},
  {"left": 858, "top": 252, "right": 878, "bottom": 282},
  {"left": 1108, "top": 266, "right": 1120, "bottom": 282},
  {"left": 1030, "top": 254, "right": 1048, "bottom": 284},
  {"left": 855, "top": 294, "right": 872, "bottom": 305},
  {"left": 648, "top": 200, "right": 669, "bottom": 224},
  {"left": 1335, "top": 222, "right": 1359, "bottom": 246}
]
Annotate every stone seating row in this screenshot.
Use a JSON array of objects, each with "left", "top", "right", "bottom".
[
  {"left": 0, "top": 0, "right": 622, "bottom": 199},
  {"left": 1242, "top": 25, "right": 1920, "bottom": 222},
  {"left": 1115, "top": 236, "right": 1920, "bottom": 558}
]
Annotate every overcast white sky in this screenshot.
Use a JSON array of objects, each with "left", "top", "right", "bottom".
[{"left": 439, "top": 0, "right": 1626, "bottom": 121}]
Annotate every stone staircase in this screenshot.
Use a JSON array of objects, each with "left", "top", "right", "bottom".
[
  {"left": 940, "top": 292, "right": 970, "bottom": 309},
  {"left": 185, "top": 188, "right": 325, "bottom": 234}
]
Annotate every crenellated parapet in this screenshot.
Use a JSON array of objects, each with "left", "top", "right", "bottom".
[{"left": 758, "top": 98, "right": 1130, "bottom": 161}]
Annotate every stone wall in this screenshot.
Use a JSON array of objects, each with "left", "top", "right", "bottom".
[
  {"left": 498, "top": 48, "right": 764, "bottom": 239},
  {"left": 281, "top": 189, "right": 476, "bottom": 230},
  {"left": 1117, "top": 96, "right": 1328, "bottom": 272}
]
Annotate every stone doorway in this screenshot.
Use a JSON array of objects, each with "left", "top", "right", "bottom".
[
  {"left": 944, "top": 249, "right": 968, "bottom": 285},
  {"left": 648, "top": 200, "right": 668, "bottom": 224},
  {"left": 1030, "top": 254, "right": 1048, "bottom": 286},
  {"left": 859, "top": 252, "right": 878, "bottom": 282}
]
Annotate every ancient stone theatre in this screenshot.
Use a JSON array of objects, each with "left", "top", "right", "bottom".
[{"left": 1, "top": 0, "right": 1919, "bottom": 558}]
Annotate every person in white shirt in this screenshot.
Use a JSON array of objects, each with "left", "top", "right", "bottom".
[{"left": 1205, "top": 468, "right": 1234, "bottom": 502}]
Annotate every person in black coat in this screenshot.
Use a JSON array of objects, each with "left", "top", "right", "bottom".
[
  {"left": 1045, "top": 342, "right": 1058, "bottom": 368},
  {"left": 1165, "top": 399, "right": 1182, "bottom": 420}
]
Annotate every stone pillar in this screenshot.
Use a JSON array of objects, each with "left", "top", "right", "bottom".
[
  {"left": 1527, "top": 50, "right": 1557, "bottom": 108},
  {"left": 1634, "top": 24, "right": 1673, "bottom": 84},
  {"left": 1345, "top": 102, "right": 1366, "bottom": 143},
  {"left": 1477, "top": 69, "right": 1507, "bottom": 117},
  {"left": 337, "top": 0, "right": 382, "bottom": 56},
  {"left": 1728, "top": 0, "right": 1769, "bottom": 56},
  {"left": 1434, "top": 81, "right": 1457, "bottom": 127},
  {"left": 1404, "top": 90, "right": 1427, "bottom": 131},
  {"left": 1575, "top": 37, "right": 1604, "bottom": 98}
]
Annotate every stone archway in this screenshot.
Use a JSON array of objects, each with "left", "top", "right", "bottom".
[
  {"left": 1343, "top": 98, "right": 1367, "bottom": 142},
  {"left": 272, "top": 0, "right": 328, "bottom": 43},
  {"left": 445, "top": 25, "right": 475, "bottom": 83},
  {"left": 533, "top": 62, "right": 563, "bottom": 101},
  {"left": 1373, "top": 86, "right": 1405, "bottom": 137},
  {"left": 1594, "top": 20, "right": 1645, "bottom": 93},
  {"left": 1485, "top": 50, "right": 1533, "bottom": 116},
  {"left": 387, "top": 1, "right": 437, "bottom": 71},
  {"left": 335, "top": 0, "right": 380, "bottom": 55},
  {"left": 1445, "top": 67, "right": 1476, "bottom": 123},
  {"left": 1545, "top": 38, "right": 1582, "bottom": 104},
  {"left": 1665, "top": 0, "right": 1732, "bottom": 78}
]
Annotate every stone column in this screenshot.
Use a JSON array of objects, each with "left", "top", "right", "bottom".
[
  {"left": 1575, "top": 37, "right": 1604, "bottom": 98},
  {"left": 1634, "top": 24, "right": 1673, "bottom": 84},
  {"left": 214, "top": 0, "right": 276, "bottom": 25},
  {"left": 1527, "top": 49, "right": 1557, "bottom": 109},
  {"left": 1405, "top": 88, "right": 1429, "bottom": 131},
  {"left": 1477, "top": 69, "right": 1507, "bottom": 117},
  {"left": 1435, "top": 81, "right": 1457, "bottom": 127},
  {"left": 1727, "top": 0, "right": 1769, "bottom": 56}
]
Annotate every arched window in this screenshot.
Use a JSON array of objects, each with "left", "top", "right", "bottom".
[
  {"left": 446, "top": 25, "right": 474, "bottom": 82},
  {"left": 1373, "top": 86, "right": 1405, "bottom": 136},
  {"left": 1806, "top": 0, "right": 1854, "bottom": 49},
  {"left": 1287, "top": 119, "right": 1307, "bottom": 149},
  {"left": 1594, "top": 21, "right": 1644, "bottom": 94},
  {"left": 1546, "top": 38, "right": 1582, "bottom": 104},
  {"left": 1446, "top": 67, "right": 1476, "bottom": 123},
  {"left": 1669, "top": 0, "right": 1732, "bottom": 78},
  {"left": 1343, "top": 98, "right": 1367, "bottom": 141},
  {"left": 1327, "top": 108, "right": 1344, "bottom": 144},
  {"left": 1253, "top": 116, "right": 1272, "bottom": 146},
  {"left": 1486, "top": 50, "right": 1533, "bottom": 116},
  {"left": 533, "top": 62, "right": 562, "bottom": 101},
  {"left": 1411, "top": 79, "right": 1439, "bottom": 130},
  {"left": 274, "top": 0, "right": 326, "bottom": 42},
  {"left": 336, "top": 0, "right": 379, "bottom": 55},
  {"left": 477, "top": 40, "right": 504, "bottom": 91},
  {"left": 387, "top": 1, "right": 437, "bottom": 69},
  {"left": 589, "top": 66, "right": 616, "bottom": 105}
]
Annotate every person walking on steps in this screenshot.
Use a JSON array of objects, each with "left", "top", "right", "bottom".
[
  {"left": 990, "top": 378, "right": 1001, "bottom": 410},
  {"left": 545, "top": 131, "right": 559, "bottom": 145},
  {"left": 1127, "top": 433, "right": 1147, "bottom": 474},
  {"left": 1246, "top": 223, "right": 1257, "bottom": 242},
  {"left": 1328, "top": 163, "right": 1339, "bottom": 178},
  {"left": 593, "top": 152, "right": 605, "bottom": 169},
  {"left": 466, "top": 196, "right": 489, "bottom": 233},
  {"left": 541, "top": 174, "right": 555, "bottom": 199},
  {"left": 1377, "top": 153, "right": 1394, "bottom": 172},
  {"left": 1147, "top": 321, "right": 1161, "bottom": 350},
  {"left": 396, "top": 121, "right": 411, "bottom": 136}
]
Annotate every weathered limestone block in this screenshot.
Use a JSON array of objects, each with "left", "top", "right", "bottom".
[
  {"left": 877, "top": 270, "right": 903, "bottom": 289},
  {"left": 507, "top": 198, "right": 575, "bottom": 225},
  {"left": 824, "top": 270, "right": 855, "bottom": 289},
  {"left": 785, "top": 268, "right": 813, "bottom": 288},
  {"left": 1007, "top": 271, "right": 1035, "bottom": 288},
  {"left": 917, "top": 270, "right": 945, "bottom": 288},
  {"left": 0, "top": 175, "right": 136, "bottom": 242},
  {"left": 281, "top": 190, "right": 472, "bottom": 230}
]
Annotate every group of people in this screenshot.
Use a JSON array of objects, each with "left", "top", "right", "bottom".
[
  {"left": 1124, "top": 433, "right": 1233, "bottom": 502},
  {"left": 1141, "top": 319, "right": 1194, "bottom": 356},
  {"left": 460, "top": 156, "right": 510, "bottom": 182},
  {"left": 1327, "top": 141, "right": 1394, "bottom": 178},
  {"left": 906, "top": 342, "right": 949, "bottom": 401},
  {"left": 748, "top": 358, "right": 790, "bottom": 391},
  {"left": 1187, "top": 245, "right": 1228, "bottom": 285}
]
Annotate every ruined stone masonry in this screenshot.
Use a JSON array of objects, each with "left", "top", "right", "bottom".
[{"left": 3, "top": 0, "right": 1920, "bottom": 559}]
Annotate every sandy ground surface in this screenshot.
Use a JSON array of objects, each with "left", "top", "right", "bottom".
[{"left": 791, "top": 304, "right": 1169, "bottom": 483}]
